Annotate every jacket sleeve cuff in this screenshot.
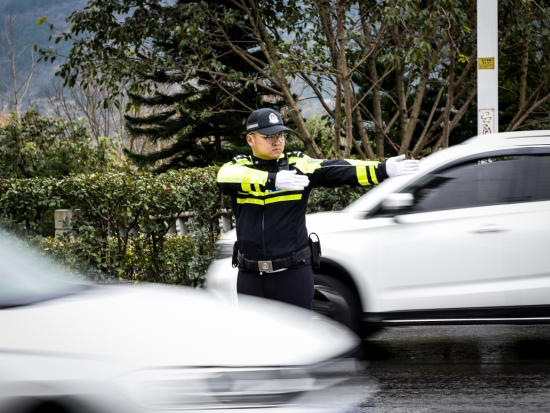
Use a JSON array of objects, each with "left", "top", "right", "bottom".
[
  {"left": 375, "top": 162, "right": 389, "bottom": 182},
  {"left": 265, "top": 172, "right": 277, "bottom": 190}
]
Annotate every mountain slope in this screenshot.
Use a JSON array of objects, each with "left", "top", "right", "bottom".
[{"left": 0, "top": 0, "right": 88, "bottom": 112}]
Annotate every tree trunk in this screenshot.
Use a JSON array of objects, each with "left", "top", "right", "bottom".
[
  {"left": 506, "top": 81, "right": 545, "bottom": 131},
  {"left": 441, "top": 49, "right": 456, "bottom": 149},
  {"left": 399, "top": 61, "right": 430, "bottom": 154},
  {"left": 282, "top": 85, "right": 323, "bottom": 157},
  {"left": 368, "top": 55, "right": 384, "bottom": 159},
  {"left": 333, "top": 78, "right": 343, "bottom": 157},
  {"left": 411, "top": 86, "right": 444, "bottom": 157},
  {"left": 394, "top": 59, "right": 408, "bottom": 150},
  {"left": 342, "top": 79, "right": 354, "bottom": 158},
  {"left": 352, "top": 102, "right": 375, "bottom": 159},
  {"left": 519, "top": 32, "right": 529, "bottom": 111},
  {"left": 336, "top": 0, "right": 354, "bottom": 158}
]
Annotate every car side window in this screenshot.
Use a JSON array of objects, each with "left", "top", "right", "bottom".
[
  {"left": 405, "top": 156, "right": 521, "bottom": 213},
  {"left": 521, "top": 155, "right": 550, "bottom": 202}
]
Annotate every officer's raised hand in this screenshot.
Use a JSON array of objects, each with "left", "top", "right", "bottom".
[
  {"left": 275, "top": 170, "right": 310, "bottom": 190},
  {"left": 385, "top": 155, "right": 419, "bottom": 177}
]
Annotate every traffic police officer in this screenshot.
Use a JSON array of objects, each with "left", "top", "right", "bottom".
[{"left": 217, "top": 108, "right": 419, "bottom": 310}]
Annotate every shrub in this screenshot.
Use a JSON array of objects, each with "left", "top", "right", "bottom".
[
  {"left": 0, "top": 177, "right": 63, "bottom": 237},
  {"left": 0, "top": 109, "right": 125, "bottom": 179},
  {"left": 0, "top": 167, "right": 229, "bottom": 286},
  {"left": 0, "top": 166, "right": 370, "bottom": 285},
  {"left": 35, "top": 232, "right": 212, "bottom": 286}
]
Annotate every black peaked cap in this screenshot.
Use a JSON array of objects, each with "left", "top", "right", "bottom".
[{"left": 246, "top": 108, "right": 290, "bottom": 135}]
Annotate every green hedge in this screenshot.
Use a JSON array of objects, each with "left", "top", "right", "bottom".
[
  {"left": 0, "top": 168, "right": 228, "bottom": 286},
  {"left": 0, "top": 167, "right": 370, "bottom": 285}
]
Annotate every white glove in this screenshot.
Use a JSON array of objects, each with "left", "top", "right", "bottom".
[
  {"left": 275, "top": 169, "right": 309, "bottom": 190},
  {"left": 385, "top": 154, "right": 419, "bottom": 177}
]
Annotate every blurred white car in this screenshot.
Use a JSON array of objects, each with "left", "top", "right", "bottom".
[
  {"left": 0, "top": 233, "right": 361, "bottom": 413},
  {"left": 207, "top": 131, "right": 550, "bottom": 334}
]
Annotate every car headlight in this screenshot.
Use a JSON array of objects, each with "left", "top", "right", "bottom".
[{"left": 119, "top": 365, "right": 346, "bottom": 410}]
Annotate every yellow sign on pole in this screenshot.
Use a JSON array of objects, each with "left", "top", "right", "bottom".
[{"left": 478, "top": 57, "right": 495, "bottom": 70}]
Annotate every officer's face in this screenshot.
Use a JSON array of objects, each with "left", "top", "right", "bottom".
[{"left": 247, "top": 132, "right": 286, "bottom": 160}]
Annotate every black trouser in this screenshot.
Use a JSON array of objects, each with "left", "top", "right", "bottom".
[{"left": 237, "top": 264, "right": 314, "bottom": 310}]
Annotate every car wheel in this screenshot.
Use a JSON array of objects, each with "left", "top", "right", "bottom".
[{"left": 313, "top": 274, "right": 361, "bottom": 334}]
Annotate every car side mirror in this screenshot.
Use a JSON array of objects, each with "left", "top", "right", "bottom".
[{"left": 381, "top": 193, "right": 414, "bottom": 211}]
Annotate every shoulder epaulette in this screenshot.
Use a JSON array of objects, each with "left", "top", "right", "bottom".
[
  {"left": 231, "top": 154, "right": 249, "bottom": 164},
  {"left": 288, "top": 151, "right": 305, "bottom": 158}
]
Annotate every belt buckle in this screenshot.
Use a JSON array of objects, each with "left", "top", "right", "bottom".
[{"left": 258, "top": 260, "right": 273, "bottom": 272}]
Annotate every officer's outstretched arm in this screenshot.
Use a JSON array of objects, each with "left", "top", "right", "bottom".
[
  {"left": 290, "top": 152, "right": 418, "bottom": 188},
  {"left": 290, "top": 152, "right": 383, "bottom": 188}
]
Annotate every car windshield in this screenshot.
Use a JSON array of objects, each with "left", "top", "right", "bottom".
[{"left": 0, "top": 232, "right": 87, "bottom": 308}]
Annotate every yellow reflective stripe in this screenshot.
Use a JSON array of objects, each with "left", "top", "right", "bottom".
[
  {"left": 241, "top": 168, "right": 267, "bottom": 192},
  {"left": 369, "top": 165, "right": 379, "bottom": 184},
  {"left": 357, "top": 165, "right": 369, "bottom": 186},
  {"left": 344, "top": 160, "right": 380, "bottom": 186},
  {"left": 217, "top": 164, "right": 268, "bottom": 188},
  {"left": 265, "top": 194, "right": 302, "bottom": 204},
  {"left": 217, "top": 164, "right": 250, "bottom": 182},
  {"left": 236, "top": 194, "right": 302, "bottom": 206},
  {"left": 294, "top": 156, "right": 323, "bottom": 174},
  {"left": 234, "top": 157, "right": 252, "bottom": 166},
  {"left": 241, "top": 168, "right": 253, "bottom": 192},
  {"left": 236, "top": 198, "right": 265, "bottom": 206}
]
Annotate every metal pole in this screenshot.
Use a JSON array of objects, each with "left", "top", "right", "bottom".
[{"left": 477, "top": 0, "right": 499, "bottom": 135}]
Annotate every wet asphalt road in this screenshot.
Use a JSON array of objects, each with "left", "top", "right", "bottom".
[{"left": 346, "top": 324, "right": 550, "bottom": 412}]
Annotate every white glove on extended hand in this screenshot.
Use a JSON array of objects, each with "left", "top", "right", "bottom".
[
  {"left": 275, "top": 169, "right": 310, "bottom": 190},
  {"left": 386, "top": 154, "right": 419, "bottom": 177}
]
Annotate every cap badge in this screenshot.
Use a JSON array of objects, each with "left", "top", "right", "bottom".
[{"left": 268, "top": 113, "right": 279, "bottom": 124}]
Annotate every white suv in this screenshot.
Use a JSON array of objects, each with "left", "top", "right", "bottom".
[{"left": 207, "top": 131, "right": 550, "bottom": 334}]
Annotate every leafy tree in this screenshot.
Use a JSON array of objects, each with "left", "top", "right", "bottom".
[
  {"left": 40, "top": 0, "right": 327, "bottom": 157},
  {"left": 499, "top": 0, "right": 550, "bottom": 131},
  {"left": 123, "top": 79, "right": 268, "bottom": 170},
  {"left": 304, "top": 115, "right": 332, "bottom": 158},
  {"left": 41, "top": 0, "right": 550, "bottom": 162},
  {"left": 349, "top": 0, "right": 477, "bottom": 158},
  {"left": 0, "top": 109, "right": 124, "bottom": 178},
  {"left": 120, "top": 3, "right": 285, "bottom": 171},
  {"left": 42, "top": 0, "right": 290, "bottom": 169}
]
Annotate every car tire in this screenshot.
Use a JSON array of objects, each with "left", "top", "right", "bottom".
[{"left": 313, "top": 274, "right": 362, "bottom": 334}]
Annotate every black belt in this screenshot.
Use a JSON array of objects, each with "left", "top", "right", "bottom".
[{"left": 238, "top": 246, "right": 311, "bottom": 272}]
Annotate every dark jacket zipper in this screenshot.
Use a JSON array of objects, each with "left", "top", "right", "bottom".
[{"left": 252, "top": 155, "right": 278, "bottom": 260}]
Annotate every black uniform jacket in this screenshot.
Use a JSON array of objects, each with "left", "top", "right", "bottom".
[{"left": 217, "top": 151, "right": 388, "bottom": 268}]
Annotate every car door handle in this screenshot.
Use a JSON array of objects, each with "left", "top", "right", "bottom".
[{"left": 471, "top": 225, "right": 506, "bottom": 234}]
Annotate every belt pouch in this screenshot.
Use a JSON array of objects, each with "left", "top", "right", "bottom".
[
  {"left": 309, "top": 233, "right": 321, "bottom": 269},
  {"left": 232, "top": 241, "right": 239, "bottom": 268}
]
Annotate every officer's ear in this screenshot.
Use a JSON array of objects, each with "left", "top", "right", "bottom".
[{"left": 246, "top": 133, "right": 255, "bottom": 147}]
